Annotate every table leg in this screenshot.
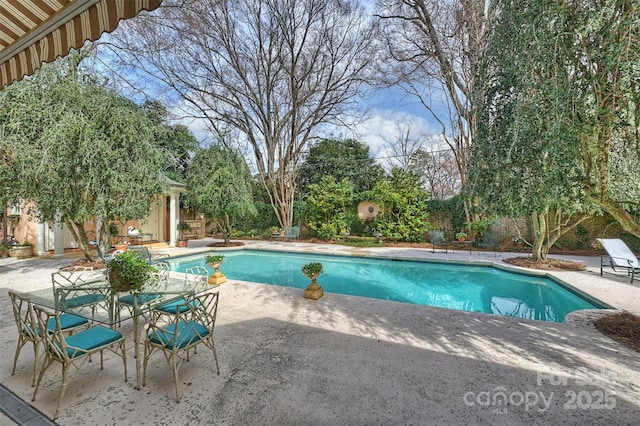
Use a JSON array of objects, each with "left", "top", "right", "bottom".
[{"left": 134, "top": 314, "right": 141, "bottom": 389}]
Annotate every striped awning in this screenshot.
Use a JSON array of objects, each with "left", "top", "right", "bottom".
[{"left": 0, "top": 0, "right": 161, "bottom": 88}]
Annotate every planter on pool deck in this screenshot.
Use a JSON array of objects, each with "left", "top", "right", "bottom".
[
  {"left": 303, "top": 273, "right": 324, "bottom": 300},
  {"left": 207, "top": 262, "right": 227, "bottom": 284},
  {"left": 8, "top": 245, "right": 33, "bottom": 259}
]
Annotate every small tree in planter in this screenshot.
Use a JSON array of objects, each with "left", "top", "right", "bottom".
[
  {"left": 301, "top": 262, "right": 324, "bottom": 300},
  {"left": 176, "top": 222, "right": 191, "bottom": 247},
  {"left": 205, "top": 253, "right": 226, "bottom": 284}
]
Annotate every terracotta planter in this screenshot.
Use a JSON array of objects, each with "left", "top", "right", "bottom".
[
  {"left": 114, "top": 243, "right": 128, "bottom": 252},
  {"left": 8, "top": 245, "right": 33, "bottom": 259},
  {"left": 177, "top": 239, "right": 188, "bottom": 248}
]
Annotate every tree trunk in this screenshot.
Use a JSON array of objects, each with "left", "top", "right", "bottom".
[
  {"left": 223, "top": 213, "right": 231, "bottom": 243},
  {"left": 531, "top": 212, "right": 546, "bottom": 261},
  {"left": 66, "top": 220, "right": 93, "bottom": 261},
  {"left": 588, "top": 192, "right": 640, "bottom": 237}
]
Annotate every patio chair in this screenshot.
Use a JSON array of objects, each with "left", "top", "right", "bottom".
[
  {"left": 115, "top": 262, "right": 170, "bottom": 324},
  {"left": 143, "top": 291, "right": 220, "bottom": 402},
  {"left": 8, "top": 291, "right": 89, "bottom": 387},
  {"left": 154, "top": 266, "right": 208, "bottom": 315},
  {"left": 429, "top": 230, "right": 449, "bottom": 254},
  {"left": 127, "top": 245, "right": 170, "bottom": 264},
  {"left": 478, "top": 231, "right": 500, "bottom": 256},
  {"left": 31, "top": 305, "right": 127, "bottom": 420},
  {"left": 52, "top": 269, "right": 111, "bottom": 319},
  {"left": 596, "top": 238, "right": 640, "bottom": 283}
]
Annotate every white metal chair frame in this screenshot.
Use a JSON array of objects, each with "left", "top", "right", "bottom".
[
  {"left": 8, "top": 291, "right": 89, "bottom": 386},
  {"left": 31, "top": 305, "right": 128, "bottom": 420},
  {"left": 143, "top": 291, "right": 220, "bottom": 401},
  {"left": 153, "top": 266, "right": 209, "bottom": 316},
  {"left": 52, "top": 268, "right": 111, "bottom": 318},
  {"left": 597, "top": 238, "right": 640, "bottom": 283}
]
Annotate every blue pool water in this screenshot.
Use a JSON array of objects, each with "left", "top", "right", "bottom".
[{"left": 169, "top": 250, "right": 603, "bottom": 323}]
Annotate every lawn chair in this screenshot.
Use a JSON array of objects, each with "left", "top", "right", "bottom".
[
  {"left": 429, "top": 230, "right": 449, "bottom": 253},
  {"left": 596, "top": 238, "right": 640, "bottom": 283},
  {"left": 478, "top": 231, "right": 500, "bottom": 256}
]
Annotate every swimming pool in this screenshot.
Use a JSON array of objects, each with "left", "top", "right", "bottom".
[{"left": 169, "top": 250, "right": 604, "bottom": 323}]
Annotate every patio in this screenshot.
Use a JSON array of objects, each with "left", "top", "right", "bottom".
[{"left": 1, "top": 241, "right": 639, "bottom": 425}]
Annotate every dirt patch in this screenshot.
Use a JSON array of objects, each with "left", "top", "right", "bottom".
[
  {"left": 502, "top": 256, "right": 586, "bottom": 271},
  {"left": 207, "top": 241, "right": 245, "bottom": 248},
  {"left": 593, "top": 312, "right": 640, "bottom": 353}
]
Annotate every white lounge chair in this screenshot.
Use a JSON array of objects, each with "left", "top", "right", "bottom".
[{"left": 596, "top": 238, "right": 640, "bottom": 283}]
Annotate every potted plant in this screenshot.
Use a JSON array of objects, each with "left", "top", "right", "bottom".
[
  {"left": 455, "top": 232, "right": 467, "bottom": 242},
  {"left": 205, "top": 254, "right": 224, "bottom": 268},
  {"left": 176, "top": 222, "right": 191, "bottom": 248},
  {"left": 204, "top": 253, "right": 226, "bottom": 284},
  {"left": 8, "top": 241, "right": 34, "bottom": 259},
  {"left": 0, "top": 242, "right": 10, "bottom": 258},
  {"left": 301, "top": 262, "right": 324, "bottom": 300},
  {"left": 107, "top": 250, "right": 157, "bottom": 292}
]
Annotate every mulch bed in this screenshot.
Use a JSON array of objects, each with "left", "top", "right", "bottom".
[
  {"left": 502, "top": 256, "right": 586, "bottom": 271},
  {"left": 593, "top": 313, "right": 640, "bottom": 353},
  {"left": 207, "top": 241, "right": 245, "bottom": 247}
]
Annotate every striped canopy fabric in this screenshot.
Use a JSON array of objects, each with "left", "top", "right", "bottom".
[{"left": 0, "top": 0, "right": 161, "bottom": 88}]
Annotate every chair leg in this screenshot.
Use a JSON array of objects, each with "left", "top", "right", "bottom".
[
  {"left": 31, "top": 340, "right": 40, "bottom": 387},
  {"left": 32, "top": 356, "right": 54, "bottom": 402},
  {"left": 53, "top": 364, "right": 71, "bottom": 420},
  {"left": 11, "top": 336, "right": 26, "bottom": 376},
  {"left": 211, "top": 340, "right": 220, "bottom": 375},
  {"left": 120, "top": 341, "right": 128, "bottom": 382},
  {"left": 171, "top": 355, "right": 180, "bottom": 402}
]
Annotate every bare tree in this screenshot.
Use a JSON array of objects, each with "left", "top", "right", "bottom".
[
  {"left": 410, "top": 146, "right": 460, "bottom": 199},
  {"left": 376, "top": 0, "right": 496, "bottom": 221},
  {"left": 104, "top": 0, "right": 376, "bottom": 227},
  {"left": 383, "top": 122, "right": 425, "bottom": 171}
]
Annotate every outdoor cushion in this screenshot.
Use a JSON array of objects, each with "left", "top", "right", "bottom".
[
  {"left": 148, "top": 320, "right": 208, "bottom": 349},
  {"left": 48, "top": 313, "right": 88, "bottom": 331},
  {"left": 63, "top": 326, "right": 124, "bottom": 357},
  {"left": 118, "top": 293, "right": 163, "bottom": 306},
  {"left": 63, "top": 293, "right": 106, "bottom": 309},
  {"left": 155, "top": 298, "right": 201, "bottom": 314}
]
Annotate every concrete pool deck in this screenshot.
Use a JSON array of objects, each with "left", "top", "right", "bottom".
[{"left": 1, "top": 240, "right": 639, "bottom": 425}]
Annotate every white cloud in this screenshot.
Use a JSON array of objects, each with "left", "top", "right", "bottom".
[{"left": 348, "top": 109, "right": 440, "bottom": 157}]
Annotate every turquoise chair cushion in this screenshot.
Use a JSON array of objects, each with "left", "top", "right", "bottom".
[
  {"left": 118, "top": 293, "right": 162, "bottom": 306},
  {"left": 49, "top": 313, "right": 88, "bottom": 331},
  {"left": 63, "top": 326, "right": 123, "bottom": 358},
  {"left": 155, "top": 298, "right": 201, "bottom": 315},
  {"left": 63, "top": 293, "right": 106, "bottom": 309},
  {"left": 149, "top": 320, "right": 208, "bottom": 349},
  {"left": 32, "top": 314, "right": 89, "bottom": 338}
]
